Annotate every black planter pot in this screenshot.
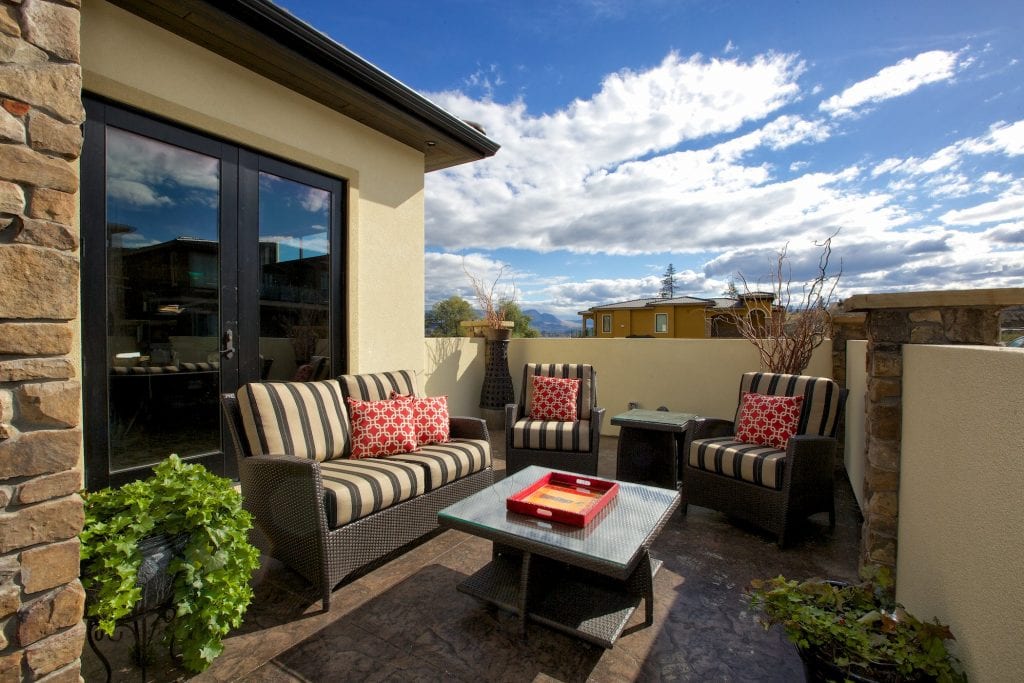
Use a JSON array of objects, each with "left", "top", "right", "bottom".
[{"left": 800, "top": 647, "right": 898, "bottom": 683}]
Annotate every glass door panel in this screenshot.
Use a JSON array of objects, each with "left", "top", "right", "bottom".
[
  {"left": 105, "top": 127, "right": 221, "bottom": 471},
  {"left": 257, "top": 172, "right": 332, "bottom": 381}
]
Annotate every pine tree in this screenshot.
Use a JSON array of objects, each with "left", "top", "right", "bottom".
[{"left": 659, "top": 263, "right": 677, "bottom": 298}]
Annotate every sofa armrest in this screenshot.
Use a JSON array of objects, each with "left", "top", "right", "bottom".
[
  {"left": 590, "top": 407, "right": 606, "bottom": 440},
  {"left": 690, "top": 417, "right": 735, "bottom": 440},
  {"left": 238, "top": 454, "right": 329, "bottom": 541},
  {"left": 449, "top": 416, "right": 489, "bottom": 442}
]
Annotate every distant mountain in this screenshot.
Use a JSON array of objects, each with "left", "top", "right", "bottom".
[{"left": 524, "top": 309, "right": 578, "bottom": 337}]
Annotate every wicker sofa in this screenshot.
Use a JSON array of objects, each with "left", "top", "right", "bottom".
[
  {"left": 682, "top": 372, "right": 847, "bottom": 547},
  {"left": 221, "top": 370, "right": 494, "bottom": 610}
]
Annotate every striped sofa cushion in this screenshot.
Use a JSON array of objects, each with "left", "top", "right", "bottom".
[
  {"left": 688, "top": 436, "right": 787, "bottom": 490},
  {"left": 237, "top": 380, "right": 350, "bottom": 462},
  {"left": 387, "top": 438, "right": 491, "bottom": 491},
  {"left": 338, "top": 370, "right": 419, "bottom": 402},
  {"left": 738, "top": 372, "right": 842, "bottom": 437},
  {"left": 510, "top": 418, "right": 592, "bottom": 452},
  {"left": 520, "top": 363, "right": 595, "bottom": 421},
  {"left": 319, "top": 457, "right": 426, "bottom": 528}
]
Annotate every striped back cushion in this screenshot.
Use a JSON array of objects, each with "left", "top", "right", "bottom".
[
  {"left": 337, "top": 370, "right": 419, "bottom": 402},
  {"left": 520, "top": 364, "right": 595, "bottom": 421},
  {"left": 237, "top": 380, "right": 350, "bottom": 462},
  {"left": 736, "top": 372, "right": 842, "bottom": 437}
]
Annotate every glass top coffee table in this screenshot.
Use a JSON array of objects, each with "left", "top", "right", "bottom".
[{"left": 438, "top": 466, "right": 680, "bottom": 648}]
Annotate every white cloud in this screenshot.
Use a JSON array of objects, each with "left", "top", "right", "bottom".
[
  {"left": 939, "top": 185, "right": 1024, "bottom": 226},
  {"left": 107, "top": 127, "right": 219, "bottom": 208},
  {"left": 819, "top": 50, "right": 961, "bottom": 118},
  {"left": 107, "top": 179, "right": 173, "bottom": 208}
]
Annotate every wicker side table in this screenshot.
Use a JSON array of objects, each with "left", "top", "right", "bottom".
[{"left": 611, "top": 409, "right": 697, "bottom": 489}]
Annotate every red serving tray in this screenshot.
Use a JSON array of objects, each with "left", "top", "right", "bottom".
[{"left": 506, "top": 471, "right": 619, "bottom": 527}]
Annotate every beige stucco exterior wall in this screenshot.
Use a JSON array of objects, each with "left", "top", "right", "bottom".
[
  {"left": 844, "top": 340, "right": 867, "bottom": 511},
  {"left": 423, "top": 338, "right": 833, "bottom": 430},
  {"left": 80, "top": 0, "right": 428, "bottom": 374},
  {"left": 898, "top": 345, "right": 1024, "bottom": 681}
]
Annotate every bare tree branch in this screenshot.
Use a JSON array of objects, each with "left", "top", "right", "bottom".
[{"left": 729, "top": 234, "right": 842, "bottom": 374}]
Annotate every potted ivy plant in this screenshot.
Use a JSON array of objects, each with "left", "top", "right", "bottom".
[
  {"left": 80, "top": 455, "right": 260, "bottom": 673},
  {"left": 747, "top": 567, "right": 967, "bottom": 682}
]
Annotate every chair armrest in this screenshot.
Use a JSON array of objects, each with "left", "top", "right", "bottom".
[
  {"left": 505, "top": 403, "right": 522, "bottom": 449},
  {"left": 690, "top": 417, "right": 735, "bottom": 440},
  {"left": 784, "top": 435, "right": 838, "bottom": 487},
  {"left": 590, "top": 407, "right": 606, "bottom": 435},
  {"left": 450, "top": 416, "right": 489, "bottom": 441}
]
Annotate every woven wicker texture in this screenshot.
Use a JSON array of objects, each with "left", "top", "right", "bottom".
[
  {"left": 223, "top": 388, "right": 494, "bottom": 609},
  {"left": 505, "top": 364, "right": 605, "bottom": 476},
  {"left": 683, "top": 372, "right": 848, "bottom": 547}
]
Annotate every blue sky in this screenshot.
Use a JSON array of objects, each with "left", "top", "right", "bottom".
[{"left": 281, "top": 0, "right": 1024, "bottom": 321}]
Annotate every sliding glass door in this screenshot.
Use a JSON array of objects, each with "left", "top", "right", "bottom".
[{"left": 82, "top": 98, "right": 345, "bottom": 489}]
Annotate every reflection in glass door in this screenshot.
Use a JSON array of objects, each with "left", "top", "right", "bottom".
[
  {"left": 257, "top": 173, "right": 331, "bottom": 382},
  {"left": 105, "top": 127, "right": 222, "bottom": 472}
]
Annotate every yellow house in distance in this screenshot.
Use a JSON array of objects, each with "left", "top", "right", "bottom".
[{"left": 578, "top": 292, "right": 777, "bottom": 338}]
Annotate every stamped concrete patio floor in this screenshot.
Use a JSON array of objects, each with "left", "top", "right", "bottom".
[{"left": 82, "top": 436, "right": 862, "bottom": 682}]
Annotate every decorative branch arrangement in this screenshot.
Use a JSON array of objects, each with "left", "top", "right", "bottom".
[
  {"left": 463, "top": 260, "right": 517, "bottom": 329},
  {"left": 731, "top": 235, "right": 841, "bottom": 375}
]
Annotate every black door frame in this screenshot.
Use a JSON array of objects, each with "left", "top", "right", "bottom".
[{"left": 82, "top": 96, "right": 346, "bottom": 490}]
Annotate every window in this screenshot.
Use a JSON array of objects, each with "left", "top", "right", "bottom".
[
  {"left": 655, "top": 313, "right": 668, "bottom": 333},
  {"left": 602, "top": 314, "right": 612, "bottom": 333}
]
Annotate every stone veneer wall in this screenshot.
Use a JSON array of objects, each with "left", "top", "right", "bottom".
[
  {"left": 845, "top": 289, "right": 1023, "bottom": 580},
  {"left": 0, "top": 1, "right": 85, "bottom": 681}
]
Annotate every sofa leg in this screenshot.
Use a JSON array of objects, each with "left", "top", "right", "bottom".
[{"left": 322, "top": 588, "right": 331, "bottom": 612}]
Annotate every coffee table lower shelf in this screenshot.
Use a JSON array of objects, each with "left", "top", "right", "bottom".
[{"left": 456, "top": 552, "right": 663, "bottom": 648}]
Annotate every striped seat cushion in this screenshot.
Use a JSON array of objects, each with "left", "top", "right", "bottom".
[
  {"left": 688, "top": 436, "right": 786, "bottom": 490},
  {"left": 319, "top": 457, "right": 427, "bottom": 528},
  {"left": 237, "top": 380, "right": 350, "bottom": 462},
  {"left": 738, "top": 372, "right": 842, "bottom": 437},
  {"left": 510, "top": 418, "right": 592, "bottom": 452},
  {"left": 386, "top": 438, "right": 491, "bottom": 491}
]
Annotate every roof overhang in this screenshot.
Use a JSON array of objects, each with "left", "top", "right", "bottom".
[{"left": 106, "top": 0, "right": 500, "bottom": 172}]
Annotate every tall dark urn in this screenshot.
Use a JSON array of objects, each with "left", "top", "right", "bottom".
[{"left": 480, "top": 326, "right": 514, "bottom": 430}]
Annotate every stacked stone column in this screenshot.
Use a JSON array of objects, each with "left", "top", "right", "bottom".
[
  {"left": 850, "top": 293, "right": 1007, "bottom": 580},
  {"left": 0, "top": 0, "right": 85, "bottom": 680}
]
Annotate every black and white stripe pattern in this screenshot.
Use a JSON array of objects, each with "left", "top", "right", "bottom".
[
  {"left": 319, "top": 456, "right": 426, "bottom": 527},
  {"left": 738, "top": 372, "right": 842, "bottom": 437},
  {"left": 237, "top": 379, "right": 350, "bottom": 462},
  {"left": 519, "top": 363, "right": 595, "bottom": 421},
  {"left": 387, "top": 438, "right": 491, "bottom": 490},
  {"left": 338, "top": 370, "right": 419, "bottom": 402},
  {"left": 688, "top": 436, "right": 787, "bottom": 489},
  {"left": 510, "top": 418, "right": 591, "bottom": 452}
]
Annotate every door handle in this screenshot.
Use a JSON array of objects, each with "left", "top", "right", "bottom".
[{"left": 220, "top": 328, "right": 235, "bottom": 359}]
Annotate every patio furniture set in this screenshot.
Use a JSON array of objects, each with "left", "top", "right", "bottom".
[{"left": 220, "top": 364, "right": 845, "bottom": 646}]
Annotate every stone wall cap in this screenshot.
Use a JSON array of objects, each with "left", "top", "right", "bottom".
[{"left": 845, "top": 288, "right": 1024, "bottom": 311}]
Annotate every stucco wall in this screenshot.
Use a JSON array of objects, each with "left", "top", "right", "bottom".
[
  {"left": 80, "top": 0, "right": 428, "bottom": 374},
  {"left": 898, "top": 345, "right": 1024, "bottom": 681},
  {"left": 423, "top": 337, "right": 833, "bottom": 431},
  {"left": 844, "top": 340, "right": 867, "bottom": 510}
]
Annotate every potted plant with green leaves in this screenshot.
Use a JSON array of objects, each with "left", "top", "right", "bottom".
[
  {"left": 80, "top": 455, "right": 260, "bottom": 674},
  {"left": 747, "top": 566, "right": 967, "bottom": 682}
]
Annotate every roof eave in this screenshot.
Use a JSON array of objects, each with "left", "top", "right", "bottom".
[{"left": 107, "top": 0, "right": 500, "bottom": 172}]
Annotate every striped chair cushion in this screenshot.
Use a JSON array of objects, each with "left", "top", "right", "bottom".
[
  {"left": 738, "top": 372, "right": 842, "bottom": 437},
  {"left": 387, "top": 438, "right": 491, "bottom": 491},
  {"left": 510, "top": 418, "right": 592, "bottom": 452},
  {"left": 338, "top": 370, "right": 419, "bottom": 402},
  {"left": 688, "top": 436, "right": 787, "bottom": 490},
  {"left": 319, "top": 457, "right": 426, "bottom": 528},
  {"left": 520, "top": 363, "right": 595, "bottom": 421},
  {"left": 237, "top": 380, "right": 350, "bottom": 462}
]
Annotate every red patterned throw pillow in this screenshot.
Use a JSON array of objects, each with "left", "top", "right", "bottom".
[
  {"left": 529, "top": 375, "right": 580, "bottom": 422},
  {"left": 390, "top": 392, "right": 451, "bottom": 445},
  {"left": 735, "top": 392, "right": 804, "bottom": 450},
  {"left": 346, "top": 397, "right": 417, "bottom": 458}
]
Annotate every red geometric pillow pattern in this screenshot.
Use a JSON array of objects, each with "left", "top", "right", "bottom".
[
  {"left": 735, "top": 392, "right": 804, "bottom": 450},
  {"left": 529, "top": 375, "right": 580, "bottom": 422},
  {"left": 346, "top": 397, "right": 417, "bottom": 458},
  {"left": 390, "top": 392, "right": 451, "bottom": 445}
]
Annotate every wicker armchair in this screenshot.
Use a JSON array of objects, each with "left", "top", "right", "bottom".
[
  {"left": 682, "top": 372, "right": 847, "bottom": 547},
  {"left": 504, "top": 363, "right": 605, "bottom": 475},
  {"left": 221, "top": 370, "right": 493, "bottom": 610}
]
